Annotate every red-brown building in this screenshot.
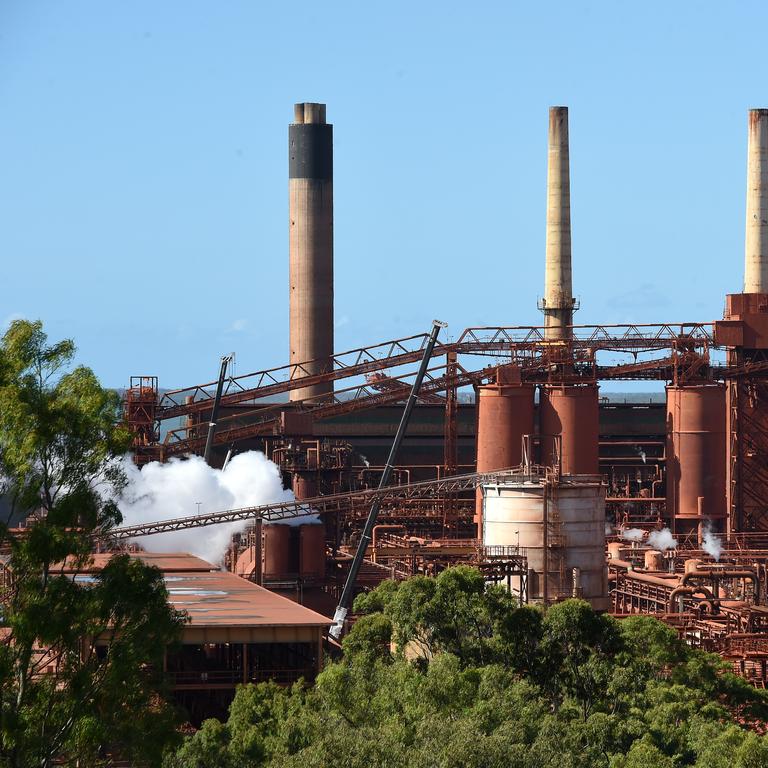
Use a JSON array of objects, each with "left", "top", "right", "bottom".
[{"left": 71, "top": 552, "right": 332, "bottom": 723}]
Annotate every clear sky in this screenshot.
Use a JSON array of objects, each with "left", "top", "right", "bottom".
[{"left": 0, "top": 2, "right": 765, "bottom": 388}]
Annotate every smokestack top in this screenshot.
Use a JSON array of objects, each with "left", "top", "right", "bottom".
[
  {"left": 293, "top": 102, "right": 327, "bottom": 125},
  {"left": 549, "top": 106, "right": 568, "bottom": 131}
]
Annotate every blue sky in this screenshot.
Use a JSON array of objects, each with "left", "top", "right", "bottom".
[{"left": 0, "top": 2, "right": 764, "bottom": 388}]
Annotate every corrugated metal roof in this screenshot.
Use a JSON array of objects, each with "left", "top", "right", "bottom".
[
  {"left": 60, "top": 552, "right": 217, "bottom": 573},
  {"left": 67, "top": 552, "right": 332, "bottom": 628},
  {"left": 128, "top": 552, "right": 217, "bottom": 572},
  {"left": 163, "top": 569, "right": 331, "bottom": 628}
]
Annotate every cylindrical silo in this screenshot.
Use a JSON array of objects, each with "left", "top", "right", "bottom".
[
  {"left": 289, "top": 102, "right": 334, "bottom": 401},
  {"left": 665, "top": 384, "right": 727, "bottom": 536},
  {"left": 644, "top": 550, "right": 664, "bottom": 571},
  {"left": 607, "top": 541, "right": 623, "bottom": 562},
  {"left": 475, "top": 383, "right": 535, "bottom": 528},
  {"left": 262, "top": 524, "right": 293, "bottom": 580},
  {"left": 293, "top": 473, "right": 318, "bottom": 501},
  {"left": 540, "top": 384, "right": 600, "bottom": 475},
  {"left": 299, "top": 524, "right": 326, "bottom": 580},
  {"left": 482, "top": 476, "right": 608, "bottom": 610}
]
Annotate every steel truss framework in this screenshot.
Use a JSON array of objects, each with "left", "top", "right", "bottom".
[
  {"left": 127, "top": 323, "right": 730, "bottom": 459},
  {"left": 124, "top": 322, "right": 768, "bottom": 531},
  {"left": 153, "top": 323, "right": 714, "bottom": 416},
  {"left": 156, "top": 322, "right": 717, "bottom": 411}
]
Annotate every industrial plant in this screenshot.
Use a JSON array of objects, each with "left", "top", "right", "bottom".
[{"left": 116, "top": 101, "right": 768, "bottom": 711}]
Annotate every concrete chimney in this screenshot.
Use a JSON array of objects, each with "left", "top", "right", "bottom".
[
  {"left": 542, "top": 106, "right": 575, "bottom": 340},
  {"left": 745, "top": 109, "right": 768, "bottom": 294},
  {"left": 289, "top": 103, "right": 334, "bottom": 401}
]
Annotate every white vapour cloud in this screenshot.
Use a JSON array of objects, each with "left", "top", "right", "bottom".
[
  {"left": 621, "top": 528, "right": 645, "bottom": 542},
  {"left": 118, "top": 451, "right": 294, "bottom": 565},
  {"left": 647, "top": 528, "right": 677, "bottom": 552},
  {"left": 702, "top": 524, "right": 723, "bottom": 562}
]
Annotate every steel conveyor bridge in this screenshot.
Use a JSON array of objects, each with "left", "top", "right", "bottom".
[
  {"left": 125, "top": 321, "right": 768, "bottom": 464},
  {"left": 104, "top": 468, "right": 529, "bottom": 541}
]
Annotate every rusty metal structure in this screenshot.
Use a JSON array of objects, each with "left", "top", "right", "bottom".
[
  {"left": 665, "top": 384, "right": 727, "bottom": 537},
  {"left": 116, "top": 105, "right": 768, "bottom": 685},
  {"left": 540, "top": 384, "right": 600, "bottom": 475},
  {"left": 474, "top": 370, "right": 534, "bottom": 524}
]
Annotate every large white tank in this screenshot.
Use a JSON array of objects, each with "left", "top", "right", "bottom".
[{"left": 482, "top": 475, "right": 608, "bottom": 611}]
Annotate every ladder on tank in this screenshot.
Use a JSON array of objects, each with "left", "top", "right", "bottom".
[{"left": 545, "top": 479, "right": 573, "bottom": 603}]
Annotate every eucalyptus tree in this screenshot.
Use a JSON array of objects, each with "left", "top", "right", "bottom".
[{"left": 0, "top": 320, "right": 185, "bottom": 768}]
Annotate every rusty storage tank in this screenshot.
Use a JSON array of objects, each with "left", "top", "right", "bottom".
[
  {"left": 475, "top": 380, "right": 535, "bottom": 528},
  {"left": 665, "top": 385, "right": 726, "bottom": 536},
  {"left": 299, "top": 524, "right": 326, "bottom": 579},
  {"left": 262, "top": 524, "right": 293, "bottom": 580},
  {"left": 607, "top": 541, "right": 623, "bottom": 562},
  {"left": 540, "top": 384, "right": 600, "bottom": 475},
  {"left": 685, "top": 558, "right": 703, "bottom": 574},
  {"left": 481, "top": 475, "right": 608, "bottom": 610},
  {"left": 293, "top": 473, "right": 318, "bottom": 501},
  {"left": 644, "top": 550, "right": 664, "bottom": 571}
]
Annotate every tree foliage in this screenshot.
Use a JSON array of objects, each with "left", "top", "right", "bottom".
[
  {"left": 0, "top": 321, "right": 185, "bottom": 767},
  {"left": 167, "top": 566, "right": 768, "bottom": 768}
]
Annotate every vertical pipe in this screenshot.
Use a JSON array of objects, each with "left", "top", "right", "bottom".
[
  {"left": 542, "top": 479, "right": 549, "bottom": 606},
  {"left": 543, "top": 106, "right": 574, "bottom": 341},
  {"left": 745, "top": 109, "right": 768, "bottom": 293},
  {"left": 289, "top": 102, "right": 334, "bottom": 401},
  {"left": 254, "top": 519, "right": 263, "bottom": 586},
  {"left": 444, "top": 350, "right": 458, "bottom": 475}
]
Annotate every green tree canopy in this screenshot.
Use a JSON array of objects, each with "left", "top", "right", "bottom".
[
  {"left": 0, "top": 320, "right": 185, "bottom": 768},
  {"left": 167, "top": 566, "right": 768, "bottom": 768}
]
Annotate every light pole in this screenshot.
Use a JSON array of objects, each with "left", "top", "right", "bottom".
[{"left": 515, "top": 530, "right": 520, "bottom": 552}]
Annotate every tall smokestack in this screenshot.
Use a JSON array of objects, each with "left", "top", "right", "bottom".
[
  {"left": 745, "top": 109, "right": 768, "bottom": 294},
  {"left": 289, "top": 102, "right": 334, "bottom": 401},
  {"left": 542, "top": 106, "right": 575, "bottom": 340}
]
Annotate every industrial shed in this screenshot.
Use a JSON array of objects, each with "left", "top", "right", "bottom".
[{"left": 69, "top": 552, "right": 332, "bottom": 722}]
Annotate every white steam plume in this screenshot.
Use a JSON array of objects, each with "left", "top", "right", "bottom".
[
  {"left": 701, "top": 523, "right": 723, "bottom": 562},
  {"left": 118, "top": 451, "right": 296, "bottom": 565},
  {"left": 621, "top": 528, "right": 645, "bottom": 542},
  {"left": 647, "top": 528, "right": 677, "bottom": 552}
]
